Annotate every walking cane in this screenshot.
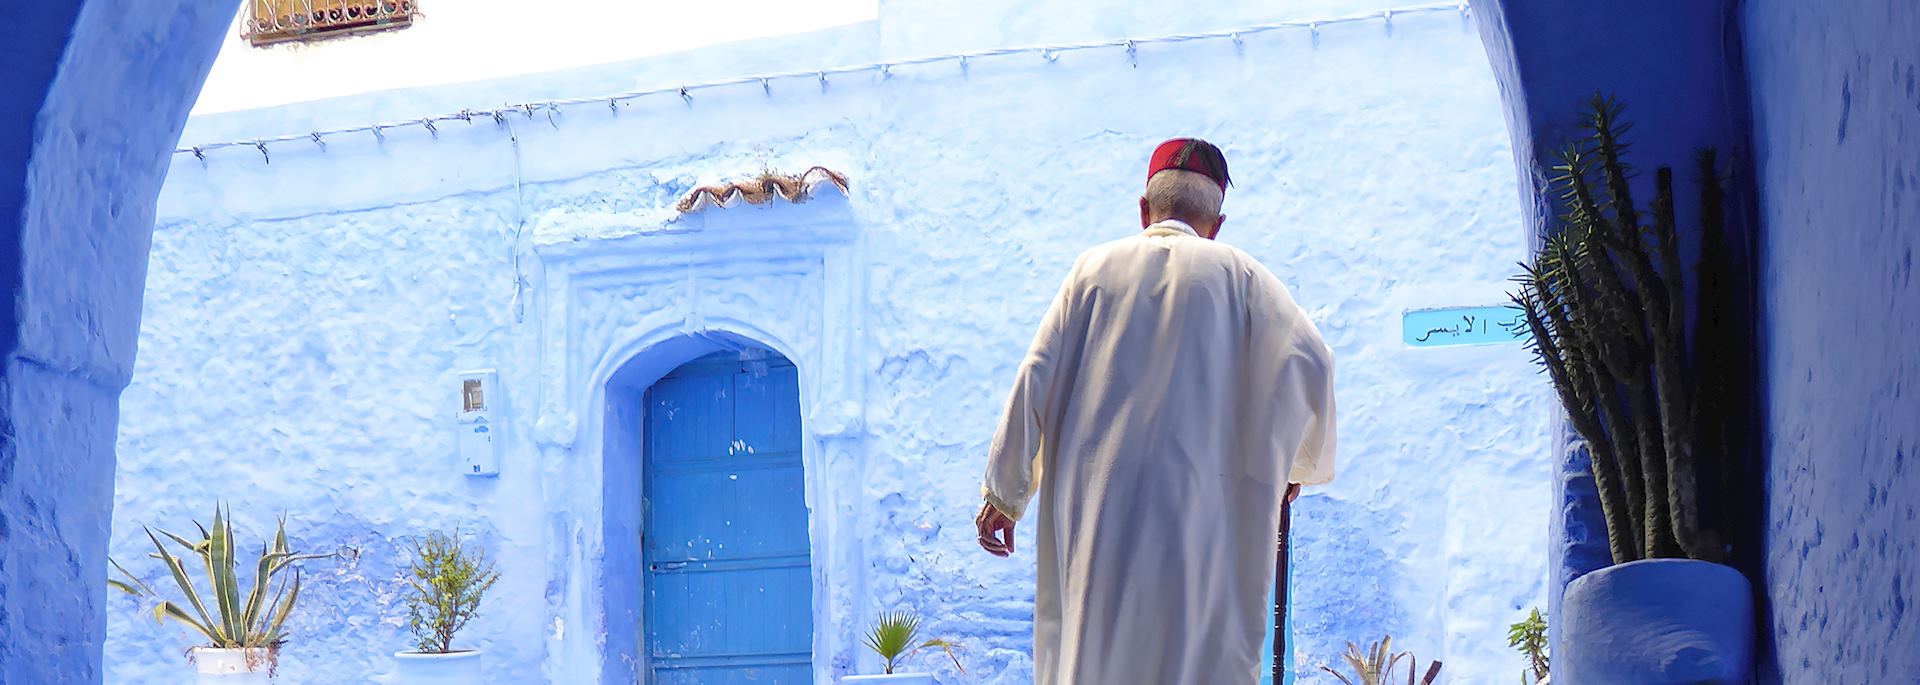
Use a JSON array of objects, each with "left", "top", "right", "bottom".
[{"left": 1272, "top": 489, "right": 1292, "bottom": 685}]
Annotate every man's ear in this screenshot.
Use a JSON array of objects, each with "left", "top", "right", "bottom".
[
  {"left": 1140, "top": 197, "right": 1152, "bottom": 229},
  {"left": 1209, "top": 214, "right": 1227, "bottom": 240}
]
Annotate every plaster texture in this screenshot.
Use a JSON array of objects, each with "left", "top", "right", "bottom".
[
  {"left": 1557, "top": 559, "right": 1754, "bottom": 685},
  {"left": 1743, "top": 1, "right": 1920, "bottom": 681},
  {"left": 108, "top": 8, "right": 1552, "bottom": 683},
  {"left": 0, "top": 1, "right": 238, "bottom": 682},
  {"left": 0, "top": 3, "right": 1551, "bottom": 685}
]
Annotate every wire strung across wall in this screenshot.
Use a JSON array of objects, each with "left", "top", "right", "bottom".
[{"left": 176, "top": 2, "right": 1471, "bottom": 163}]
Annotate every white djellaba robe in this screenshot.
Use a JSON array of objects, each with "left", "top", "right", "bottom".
[{"left": 982, "top": 219, "right": 1338, "bottom": 685}]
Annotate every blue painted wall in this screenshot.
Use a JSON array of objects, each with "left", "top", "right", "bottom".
[
  {"left": 0, "top": 1, "right": 237, "bottom": 683},
  {"left": 1469, "top": 0, "right": 1763, "bottom": 656},
  {"left": 1743, "top": 1, "right": 1920, "bottom": 681},
  {"left": 103, "top": 5, "right": 1555, "bottom": 684}
]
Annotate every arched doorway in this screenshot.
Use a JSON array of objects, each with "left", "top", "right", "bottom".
[{"left": 640, "top": 348, "right": 813, "bottom": 683}]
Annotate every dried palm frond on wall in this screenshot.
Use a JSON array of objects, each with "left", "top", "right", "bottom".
[{"left": 675, "top": 166, "right": 850, "bottom": 214}]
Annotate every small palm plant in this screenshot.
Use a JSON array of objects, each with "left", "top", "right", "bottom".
[
  {"left": 1321, "top": 636, "right": 1442, "bottom": 685},
  {"left": 1508, "top": 608, "right": 1550, "bottom": 683},
  {"left": 108, "top": 506, "right": 324, "bottom": 670},
  {"left": 861, "top": 610, "right": 962, "bottom": 675},
  {"left": 402, "top": 530, "right": 501, "bottom": 654},
  {"left": 1322, "top": 637, "right": 1402, "bottom": 685}
]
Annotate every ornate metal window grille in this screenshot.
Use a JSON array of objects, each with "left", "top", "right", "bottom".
[{"left": 242, "top": 1, "right": 418, "bottom": 47}]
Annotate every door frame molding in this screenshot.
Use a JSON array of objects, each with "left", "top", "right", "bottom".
[{"left": 531, "top": 194, "right": 868, "bottom": 684}]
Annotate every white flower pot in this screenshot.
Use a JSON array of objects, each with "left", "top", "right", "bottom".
[
  {"left": 193, "top": 648, "right": 273, "bottom": 684},
  {"left": 844, "top": 674, "right": 933, "bottom": 685},
  {"left": 388, "top": 650, "right": 484, "bottom": 685}
]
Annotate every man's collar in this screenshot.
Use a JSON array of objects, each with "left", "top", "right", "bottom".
[{"left": 1147, "top": 219, "right": 1200, "bottom": 237}]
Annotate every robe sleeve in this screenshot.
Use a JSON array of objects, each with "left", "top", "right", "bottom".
[
  {"left": 1285, "top": 314, "right": 1339, "bottom": 486},
  {"left": 981, "top": 259, "right": 1080, "bottom": 522},
  {"left": 1248, "top": 262, "right": 1338, "bottom": 488}
]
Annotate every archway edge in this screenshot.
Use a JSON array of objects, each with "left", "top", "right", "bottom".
[{"left": 1, "top": 1, "right": 239, "bottom": 682}]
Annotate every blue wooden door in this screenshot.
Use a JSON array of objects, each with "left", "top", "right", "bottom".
[{"left": 644, "top": 351, "right": 812, "bottom": 684}]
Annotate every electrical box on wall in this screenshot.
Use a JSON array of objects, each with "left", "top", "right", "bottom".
[{"left": 457, "top": 370, "right": 501, "bottom": 477}]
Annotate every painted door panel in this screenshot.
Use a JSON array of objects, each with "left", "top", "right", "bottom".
[{"left": 646, "top": 353, "right": 811, "bottom": 682}]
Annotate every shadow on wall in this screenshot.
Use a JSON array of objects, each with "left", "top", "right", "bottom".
[{"left": 1290, "top": 494, "right": 1409, "bottom": 682}]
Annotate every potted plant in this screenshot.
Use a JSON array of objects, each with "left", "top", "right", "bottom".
[
  {"left": 108, "top": 506, "right": 325, "bottom": 684},
  {"left": 389, "top": 530, "right": 500, "bottom": 684},
  {"left": 1319, "top": 636, "right": 1442, "bottom": 685},
  {"left": 844, "top": 610, "right": 961, "bottom": 684},
  {"left": 1512, "top": 95, "right": 1753, "bottom": 684},
  {"left": 1508, "top": 608, "right": 1549, "bottom": 684}
]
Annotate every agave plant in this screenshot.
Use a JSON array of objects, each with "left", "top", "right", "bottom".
[
  {"left": 108, "top": 505, "right": 326, "bottom": 656},
  {"left": 861, "top": 609, "right": 962, "bottom": 675}
]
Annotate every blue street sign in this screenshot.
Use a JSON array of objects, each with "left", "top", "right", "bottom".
[{"left": 1402, "top": 305, "right": 1528, "bottom": 347}]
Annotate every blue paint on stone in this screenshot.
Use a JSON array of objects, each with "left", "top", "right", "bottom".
[
  {"left": 1468, "top": 0, "right": 1765, "bottom": 658},
  {"left": 102, "top": 5, "right": 1553, "bottom": 684},
  {"left": 1, "top": 1, "right": 238, "bottom": 683},
  {"left": 1558, "top": 559, "right": 1754, "bottom": 685},
  {"left": 1743, "top": 1, "right": 1920, "bottom": 681}
]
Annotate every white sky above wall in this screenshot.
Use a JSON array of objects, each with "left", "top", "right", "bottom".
[{"left": 191, "top": 0, "right": 880, "bottom": 114}]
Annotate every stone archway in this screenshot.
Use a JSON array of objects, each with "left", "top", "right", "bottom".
[
  {"left": 530, "top": 193, "right": 868, "bottom": 684},
  {"left": 1, "top": 1, "right": 241, "bottom": 680}
]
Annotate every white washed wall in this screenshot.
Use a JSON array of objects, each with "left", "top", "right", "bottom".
[{"left": 110, "top": 4, "right": 1551, "bottom": 684}]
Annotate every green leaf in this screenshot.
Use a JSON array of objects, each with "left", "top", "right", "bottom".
[
  {"left": 263, "top": 568, "right": 302, "bottom": 645},
  {"left": 108, "top": 557, "right": 155, "bottom": 597},
  {"left": 153, "top": 600, "right": 221, "bottom": 644},
  {"left": 918, "top": 638, "right": 964, "bottom": 673},
  {"left": 209, "top": 505, "right": 245, "bottom": 644},
  {"left": 145, "top": 526, "right": 226, "bottom": 645}
]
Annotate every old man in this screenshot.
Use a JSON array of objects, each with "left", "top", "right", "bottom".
[{"left": 976, "top": 138, "right": 1338, "bottom": 684}]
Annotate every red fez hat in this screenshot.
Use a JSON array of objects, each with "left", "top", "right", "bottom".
[{"left": 1147, "top": 137, "right": 1231, "bottom": 191}]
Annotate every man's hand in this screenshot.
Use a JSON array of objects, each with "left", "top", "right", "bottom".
[
  {"left": 1285, "top": 482, "right": 1302, "bottom": 504},
  {"left": 976, "top": 501, "right": 1016, "bottom": 557}
]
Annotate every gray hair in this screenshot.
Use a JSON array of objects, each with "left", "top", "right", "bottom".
[{"left": 1143, "top": 169, "right": 1225, "bottom": 222}]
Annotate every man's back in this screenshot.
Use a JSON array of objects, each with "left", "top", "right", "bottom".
[{"left": 983, "top": 220, "right": 1337, "bottom": 684}]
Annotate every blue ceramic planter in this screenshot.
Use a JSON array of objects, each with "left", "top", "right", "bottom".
[{"left": 1559, "top": 559, "right": 1754, "bottom": 685}]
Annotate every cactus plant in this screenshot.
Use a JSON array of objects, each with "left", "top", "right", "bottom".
[{"left": 1511, "top": 95, "right": 1735, "bottom": 564}]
